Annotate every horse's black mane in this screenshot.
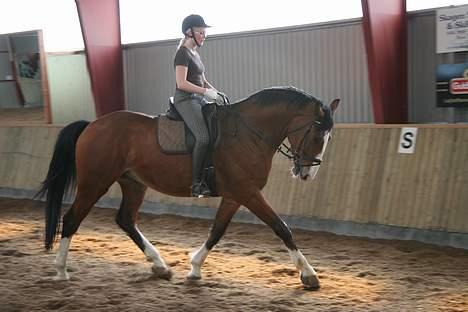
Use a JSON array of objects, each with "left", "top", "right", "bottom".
[
  {"left": 231, "top": 86, "right": 333, "bottom": 131},
  {"left": 235, "top": 86, "right": 323, "bottom": 108}
]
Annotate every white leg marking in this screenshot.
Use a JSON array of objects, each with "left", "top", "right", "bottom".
[
  {"left": 187, "top": 243, "right": 210, "bottom": 279},
  {"left": 54, "top": 237, "right": 71, "bottom": 281},
  {"left": 288, "top": 249, "right": 317, "bottom": 277},
  {"left": 141, "top": 235, "right": 168, "bottom": 269},
  {"left": 139, "top": 234, "right": 172, "bottom": 279}
]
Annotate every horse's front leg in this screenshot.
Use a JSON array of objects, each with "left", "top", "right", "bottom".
[
  {"left": 243, "top": 191, "right": 320, "bottom": 290},
  {"left": 188, "top": 198, "right": 240, "bottom": 280}
]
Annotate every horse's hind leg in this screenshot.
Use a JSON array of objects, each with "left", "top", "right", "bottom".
[
  {"left": 188, "top": 198, "right": 240, "bottom": 280},
  {"left": 116, "top": 174, "right": 172, "bottom": 280},
  {"left": 55, "top": 186, "right": 110, "bottom": 280},
  {"left": 243, "top": 191, "right": 320, "bottom": 290}
]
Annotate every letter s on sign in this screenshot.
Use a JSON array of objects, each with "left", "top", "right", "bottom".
[
  {"left": 401, "top": 132, "right": 414, "bottom": 149},
  {"left": 398, "top": 127, "right": 418, "bottom": 154}
]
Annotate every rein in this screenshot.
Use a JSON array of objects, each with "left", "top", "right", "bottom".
[
  {"left": 219, "top": 95, "right": 277, "bottom": 146},
  {"left": 232, "top": 111, "right": 277, "bottom": 145}
]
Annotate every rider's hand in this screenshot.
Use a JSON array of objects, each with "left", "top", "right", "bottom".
[
  {"left": 216, "top": 91, "right": 229, "bottom": 105},
  {"left": 203, "top": 88, "right": 222, "bottom": 103}
]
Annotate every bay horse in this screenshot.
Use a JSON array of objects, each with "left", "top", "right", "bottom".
[{"left": 37, "top": 87, "right": 339, "bottom": 290}]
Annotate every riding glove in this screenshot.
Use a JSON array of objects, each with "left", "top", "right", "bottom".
[{"left": 203, "top": 88, "right": 222, "bottom": 103}]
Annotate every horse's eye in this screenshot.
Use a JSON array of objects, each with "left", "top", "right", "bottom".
[{"left": 313, "top": 135, "right": 323, "bottom": 144}]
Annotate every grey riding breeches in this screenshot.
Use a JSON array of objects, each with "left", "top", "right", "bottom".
[{"left": 173, "top": 90, "right": 210, "bottom": 147}]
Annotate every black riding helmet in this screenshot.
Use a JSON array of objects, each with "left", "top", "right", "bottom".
[{"left": 182, "top": 14, "right": 210, "bottom": 34}]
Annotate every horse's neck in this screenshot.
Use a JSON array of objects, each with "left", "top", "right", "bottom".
[{"left": 225, "top": 102, "right": 294, "bottom": 148}]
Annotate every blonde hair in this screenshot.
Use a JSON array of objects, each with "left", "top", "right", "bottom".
[
  {"left": 177, "top": 28, "right": 193, "bottom": 50},
  {"left": 176, "top": 38, "right": 186, "bottom": 50}
]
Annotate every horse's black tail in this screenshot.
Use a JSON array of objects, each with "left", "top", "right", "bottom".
[{"left": 35, "top": 120, "right": 90, "bottom": 251}]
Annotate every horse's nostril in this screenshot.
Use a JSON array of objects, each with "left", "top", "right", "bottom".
[{"left": 292, "top": 165, "right": 300, "bottom": 176}]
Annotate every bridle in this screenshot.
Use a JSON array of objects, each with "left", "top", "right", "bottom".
[
  {"left": 277, "top": 119, "right": 329, "bottom": 168},
  {"left": 218, "top": 95, "right": 331, "bottom": 169}
]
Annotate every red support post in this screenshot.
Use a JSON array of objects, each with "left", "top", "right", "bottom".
[
  {"left": 75, "top": 0, "right": 125, "bottom": 117},
  {"left": 362, "top": 0, "right": 407, "bottom": 123}
]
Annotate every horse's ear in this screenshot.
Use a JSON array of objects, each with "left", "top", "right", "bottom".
[{"left": 330, "top": 99, "right": 340, "bottom": 113}]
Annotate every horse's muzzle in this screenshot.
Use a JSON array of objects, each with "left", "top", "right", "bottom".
[{"left": 291, "top": 164, "right": 320, "bottom": 181}]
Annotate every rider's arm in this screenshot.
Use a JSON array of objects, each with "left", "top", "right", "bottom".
[
  {"left": 202, "top": 73, "right": 216, "bottom": 90},
  {"left": 175, "top": 65, "right": 208, "bottom": 95}
]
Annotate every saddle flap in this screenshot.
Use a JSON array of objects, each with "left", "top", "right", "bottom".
[
  {"left": 157, "top": 116, "right": 191, "bottom": 154},
  {"left": 202, "top": 103, "right": 221, "bottom": 148},
  {"left": 158, "top": 102, "right": 221, "bottom": 155}
]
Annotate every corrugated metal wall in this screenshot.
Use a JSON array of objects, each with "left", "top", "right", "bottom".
[
  {"left": 123, "top": 11, "right": 468, "bottom": 124},
  {"left": 124, "top": 20, "right": 373, "bottom": 123},
  {"left": 124, "top": 43, "right": 175, "bottom": 115},
  {"left": 408, "top": 11, "right": 468, "bottom": 123}
]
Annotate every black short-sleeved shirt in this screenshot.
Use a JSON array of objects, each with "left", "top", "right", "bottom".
[{"left": 174, "top": 46, "right": 205, "bottom": 88}]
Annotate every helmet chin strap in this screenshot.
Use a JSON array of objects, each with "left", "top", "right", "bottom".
[{"left": 189, "top": 27, "right": 201, "bottom": 47}]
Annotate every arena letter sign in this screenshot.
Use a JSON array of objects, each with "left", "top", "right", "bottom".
[{"left": 398, "top": 127, "right": 418, "bottom": 154}]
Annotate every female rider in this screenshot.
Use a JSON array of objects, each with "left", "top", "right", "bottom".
[{"left": 173, "top": 14, "right": 222, "bottom": 197}]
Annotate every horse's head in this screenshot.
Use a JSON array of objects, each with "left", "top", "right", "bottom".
[{"left": 285, "top": 98, "right": 340, "bottom": 181}]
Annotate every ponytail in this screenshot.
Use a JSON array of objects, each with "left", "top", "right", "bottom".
[{"left": 176, "top": 38, "right": 186, "bottom": 50}]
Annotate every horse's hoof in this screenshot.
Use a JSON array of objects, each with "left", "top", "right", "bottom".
[
  {"left": 53, "top": 273, "right": 70, "bottom": 281},
  {"left": 300, "top": 273, "right": 320, "bottom": 290},
  {"left": 186, "top": 272, "right": 202, "bottom": 280},
  {"left": 151, "top": 266, "right": 173, "bottom": 280}
]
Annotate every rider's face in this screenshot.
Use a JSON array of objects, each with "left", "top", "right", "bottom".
[{"left": 192, "top": 27, "right": 207, "bottom": 45}]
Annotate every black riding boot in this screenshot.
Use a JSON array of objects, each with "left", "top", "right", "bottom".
[{"left": 191, "top": 144, "right": 211, "bottom": 197}]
